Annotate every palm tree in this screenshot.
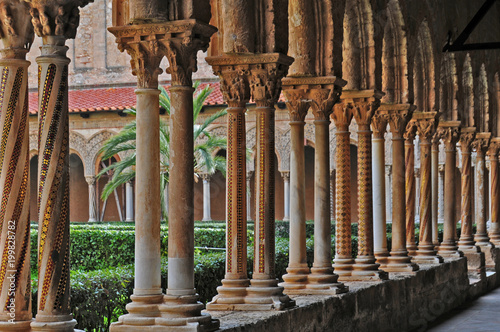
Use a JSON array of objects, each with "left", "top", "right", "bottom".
[{"left": 98, "top": 81, "right": 227, "bottom": 221}]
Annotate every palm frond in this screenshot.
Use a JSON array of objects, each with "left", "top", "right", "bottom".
[{"left": 194, "top": 109, "right": 227, "bottom": 141}]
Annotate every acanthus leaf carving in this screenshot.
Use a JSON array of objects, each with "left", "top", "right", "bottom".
[
  {"left": 310, "top": 88, "right": 341, "bottom": 121},
  {"left": 331, "top": 102, "right": 354, "bottom": 130},
  {"left": 404, "top": 119, "right": 418, "bottom": 141},
  {"left": 472, "top": 137, "right": 490, "bottom": 156},
  {"left": 438, "top": 126, "right": 460, "bottom": 151},
  {"left": 249, "top": 62, "right": 289, "bottom": 108},
  {"left": 213, "top": 66, "right": 250, "bottom": 107},
  {"left": 282, "top": 89, "right": 310, "bottom": 122},
  {"left": 415, "top": 117, "right": 438, "bottom": 141},
  {"left": 459, "top": 130, "right": 476, "bottom": 154},
  {"left": 351, "top": 100, "right": 380, "bottom": 129},
  {"left": 371, "top": 111, "right": 389, "bottom": 138},
  {"left": 0, "top": 0, "right": 34, "bottom": 56},
  {"left": 388, "top": 109, "right": 412, "bottom": 138}
]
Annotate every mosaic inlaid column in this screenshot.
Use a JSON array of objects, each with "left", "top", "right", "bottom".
[
  {"left": 350, "top": 93, "right": 387, "bottom": 281},
  {"left": 405, "top": 122, "right": 418, "bottom": 256},
  {"left": 331, "top": 102, "right": 355, "bottom": 278},
  {"left": 431, "top": 135, "right": 440, "bottom": 246},
  {"left": 205, "top": 58, "right": 251, "bottom": 310},
  {"left": 125, "top": 181, "right": 134, "bottom": 222},
  {"left": 371, "top": 109, "right": 389, "bottom": 265},
  {"left": 31, "top": 1, "right": 91, "bottom": 329},
  {"left": 86, "top": 176, "right": 98, "bottom": 222},
  {"left": 281, "top": 171, "right": 290, "bottom": 222},
  {"left": 109, "top": 21, "right": 218, "bottom": 330},
  {"left": 473, "top": 133, "right": 492, "bottom": 247},
  {"left": 201, "top": 173, "right": 212, "bottom": 222},
  {"left": 281, "top": 88, "right": 310, "bottom": 291},
  {"left": 246, "top": 54, "right": 294, "bottom": 309},
  {"left": 436, "top": 122, "right": 462, "bottom": 258},
  {"left": 412, "top": 112, "right": 443, "bottom": 265},
  {"left": 0, "top": 2, "right": 33, "bottom": 328},
  {"left": 457, "top": 128, "right": 479, "bottom": 253},
  {"left": 381, "top": 105, "right": 418, "bottom": 273},
  {"left": 487, "top": 138, "right": 500, "bottom": 245}
]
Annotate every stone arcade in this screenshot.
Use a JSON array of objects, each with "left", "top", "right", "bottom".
[{"left": 0, "top": 0, "right": 499, "bottom": 331}]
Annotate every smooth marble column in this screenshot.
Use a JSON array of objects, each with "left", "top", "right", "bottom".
[
  {"left": 0, "top": 7, "right": 33, "bottom": 326},
  {"left": 86, "top": 176, "right": 98, "bottom": 222},
  {"left": 436, "top": 122, "right": 462, "bottom": 257},
  {"left": 371, "top": 110, "right": 389, "bottom": 264},
  {"left": 473, "top": 133, "right": 492, "bottom": 247},
  {"left": 431, "top": 138, "right": 440, "bottom": 245},
  {"left": 385, "top": 165, "right": 392, "bottom": 223},
  {"left": 201, "top": 173, "right": 212, "bottom": 221},
  {"left": 412, "top": 112, "right": 443, "bottom": 265},
  {"left": 438, "top": 165, "right": 445, "bottom": 224},
  {"left": 381, "top": 106, "right": 418, "bottom": 273},
  {"left": 281, "top": 171, "right": 290, "bottom": 222},
  {"left": 125, "top": 181, "right": 134, "bottom": 222},
  {"left": 405, "top": 124, "right": 418, "bottom": 256},
  {"left": 247, "top": 171, "right": 253, "bottom": 221}
]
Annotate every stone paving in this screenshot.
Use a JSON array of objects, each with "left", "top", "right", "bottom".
[{"left": 428, "top": 286, "right": 500, "bottom": 331}]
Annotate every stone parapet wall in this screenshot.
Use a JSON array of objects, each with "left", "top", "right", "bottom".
[{"left": 210, "top": 258, "right": 476, "bottom": 332}]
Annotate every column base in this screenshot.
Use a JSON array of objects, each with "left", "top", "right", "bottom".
[
  {"left": 280, "top": 266, "right": 311, "bottom": 290},
  {"left": 407, "top": 244, "right": 418, "bottom": 257},
  {"left": 110, "top": 294, "right": 219, "bottom": 332},
  {"left": 488, "top": 225, "right": 500, "bottom": 246},
  {"left": 206, "top": 278, "right": 249, "bottom": 310},
  {"left": 337, "top": 256, "right": 388, "bottom": 281},
  {"left": 374, "top": 251, "right": 390, "bottom": 265},
  {"left": 458, "top": 244, "right": 481, "bottom": 254},
  {"left": 31, "top": 315, "right": 77, "bottom": 332},
  {"left": 411, "top": 254, "right": 444, "bottom": 265},
  {"left": 279, "top": 267, "right": 348, "bottom": 295},
  {"left": 474, "top": 233, "right": 492, "bottom": 247},
  {"left": 437, "top": 242, "right": 464, "bottom": 258},
  {"left": 333, "top": 256, "right": 354, "bottom": 277},
  {"left": 0, "top": 319, "right": 33, "bottom": 331},
  {"left": 380, "top": 255, "right": 419, "bottom": 273}
]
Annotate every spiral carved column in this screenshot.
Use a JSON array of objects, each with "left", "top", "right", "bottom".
[
  {"left": 436, "top": 122, "right": 462, "bottom": 258},
  {"left": 457, "top": 128, "right": 479, "bottom": 253},
  {"left": 0, "top": 2, "right": 33, "bottom": 327},
  {"left": 404, "top": 122, "right": 418, "bottom": 256},
  {"left": 205, "top": 58, "right": 251, "bottom": 310},
  {"left": 381, "top": 105, "right": 418, "bottom": 273},
  {"left": 412, "top": 112, "right": 443, "bottom": 265},
  {"left": 488, "top": 138, "right": 500, "bottom": 246}
]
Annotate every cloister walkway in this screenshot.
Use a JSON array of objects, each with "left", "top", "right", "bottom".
[{"left": 429, "top": 286, "right": 500, "bottom": 331}]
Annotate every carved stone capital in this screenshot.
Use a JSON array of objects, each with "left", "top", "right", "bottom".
[
  {"left": 458, "top": 127, "right": 476, "bottom": 154},
  {"left": 249, "top": 61, "right": 292, "bottom": 108},
  {"left": 339, "top": 89, "right": 383, "bottom": 129},
  {"left": 413, "top": 112, "right": 439, "bottom": 142},
  {"left": 207, "top": 62, "right": 251, "bottom": 108},
  {"left": 386, "top": 105, "right": 414, "bottom": 138},
  {"left": 371, "top": 110, "right": 388, "bottom": 138},
  {"left": 438, "top": 164, "right": 445, "bottom": 173},
  {"left": 404, "top": 119, "right": 418, "bottom": 142},
  {"left": 282, "top": 76, "right": 345, "bottom": 122},
  {"left": 280, "top": 171, "right": 290, "bottom": 181},
  {"left": 282, "top": 89, "right": 310, "bottom": 122},
  {"left": 331, "top": 102, "right": 354, "bottom": 130},
  {"left": 0, "top": 0, "right": 34, "bottom": 58},
  {"left": 109, "top": 20, "right": 217, "bottom": 88},
  {"left": 472, "top": 132, "right": 491, "bottom": 156},
  {"left": 29, "top": 0, "right": 91, "bottom": 40},
  {"left": 200, "top": 173, "right": 211, "bottom": 181},
  {"left": 85, "top": 175, "right": 96, "bottom": 186},
  {"left": 487, "top": 138, "right": 500, "bottom": 159},
  {"left": 437, "top": 121, "right": 460, "bottom": 151}
]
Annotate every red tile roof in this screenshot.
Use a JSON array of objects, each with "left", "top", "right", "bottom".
[{"left": 28, "top": 82, "right": 226, "bottom": 115}]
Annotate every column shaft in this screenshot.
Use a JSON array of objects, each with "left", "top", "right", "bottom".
[
  {"left": 431, "top": 141, "right": 439, "bottom": 245},
  {"left": 125, "top": 181, "right": 134, "bottom": 222},
  {"left": 488, "top": 140, "right": 500, "bottom": 245},
  {"left": 0, "top": 59, "right": 31, "bottom": 327},
  {"left": 87, "top": 176, "right": 98, "bottom": 222},
  {"left": 372, "top": 131, "right": 388, "bottom": 262},
  {"left": 246, "top": 172, "right": 252, "bottom": 221},
  {"left": 282, "top": 173, "right": 290, "bottom": 222},
  {"left": 405, "top": 130, "right": 417, "bottom": 256},
  {"left": 473, "top": 135, "right": 491, "bottom": 246},
  {"left": 202, "top": 175, "right": 212, "bottom": 221}
]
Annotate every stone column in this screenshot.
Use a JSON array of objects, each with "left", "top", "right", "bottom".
[
  {"left": 201, "top": 173, "right": 212, "bottom": 222},
  {"left": 473, "top": 133, "right": 492, "bottom": 247},
  {"left": 405, "top": 123, "right": 418, "bottom": 256},
  {"left": 385, "top": 165, "right": 392, "bottom": 223},
  {"left": 371, "top": 109, "right": 389, "bottom": 264},
  {"left": 457, "top": 127, "right": 480, "bottom": 253},
  {"left": 348, "top": 90, "right": 387, "bottom": 281},
  {"left": 381, "top": 105, "right": 418, "bottom": 273},
  {"left": 438, "top": 165, "right": 445, "bottom": 224},
  {"left": 247, "top": 54, "right": 294, "bottom": 309},
  {"left": 488, "top": 138, "right": 500, "bottom": 245},
  {"left": 281, "top": 77, "right": 347, "bottom": 294},
  {"left": 0, "top": 2, "right": 33, "bottom": 328},
  {"left": 281, "top": 171, "right": 290, "bottom": 222},
  {"left": 86, "top": 176, "right": 98, "bottom": 222},
  {"left": 412, "top": 112, "right": 443, "bottom": 265},
  {"left": 487, "top": 160, "right": 492, "bottom": 224},
  {"left": 431, "top": 135, "right": 440, "bottom": 245},
  {"left": 415, "top": 167, "right": 421, "bottom": 224},
  {"left": 436, "top": 122, "right": 462, "bottom": 258},
  {"left": 330, "top": 169, "right": 336, "bottom": 221},
  {"left": 30, "top": 2, "right": 91, "bottom": 329},
  {"left": 125, "top": 181, "right": 134, "bottom": 222},
  {"left": 331, "top": 100, "right": 355, "bottom": 278},
  {"left": 246, "top": 171, "right": 253, "bottom": 221},
  {"left": 205, "top": 58, "right": 251, "bottom": 309},
  {"left": 280, "top": 88, "right": 310, "bottom": 291},
  {"left": 109, "top": 21, "right": 218, "bottom": 330}
]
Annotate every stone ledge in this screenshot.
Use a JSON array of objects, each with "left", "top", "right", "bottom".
[{"left": 206, "top": 259, "right": 470, "bottom": 331}]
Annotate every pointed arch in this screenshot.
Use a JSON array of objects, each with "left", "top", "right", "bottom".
[
  {"left": 476, "top": 64, "right": 489, "bottom": 132},
  {"left": 342, "top": 0, "right": 375, "bottom": 90},
  {"left": 382, "top": 0, "right": 408, "bottom": 104},
  {"left": 439, "top": 52, "right": 458, "bottom": 121},
  {"left": 461, "top": 54, "right": 474, "bottom": 127},
  {"left": 413, "top": 20, "right": 435, "bottom": 112}
]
